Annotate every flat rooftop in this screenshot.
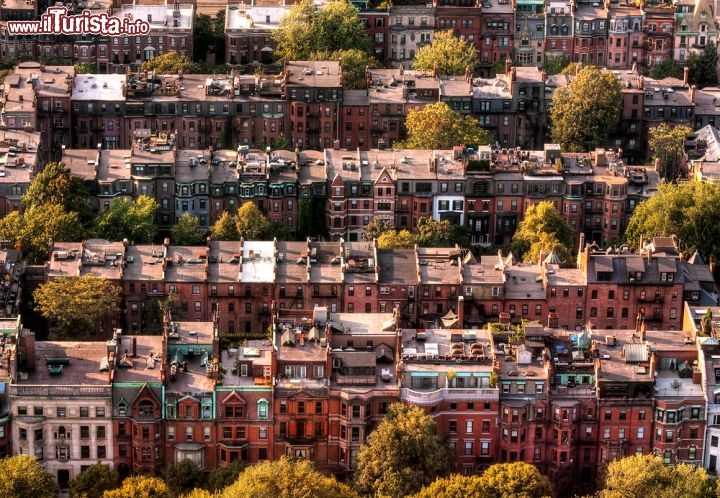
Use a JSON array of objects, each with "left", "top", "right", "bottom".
[
  {"left": 48, "top": 239, "right": 125, "bottom": 279},
  {"left": 22, "top": 341, "right": 111, "bottom": 386},
  {"left": 164, "top": 245, "right": 209, "bottom": 283},
  {"left": 111, "top": 334, "right": 164, "bottom": 384},
  {"left": 122, "top": 244, "right": 166, "bottom": 282},
  {"left": 240, "top": 241, "right": 276, "bottom": 283},
  {"left": 71, "top": 74, "right": 126, "bottom": 101}
]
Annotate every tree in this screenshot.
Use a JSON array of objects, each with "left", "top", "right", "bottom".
[
  {"left": 180, "top": 491, "right": 213, "bottom": 498},
  {"left": 274, "top": 0, "right": 368, "bottom": 62},
  {"left": 688, "top": 41, "right": 719, "bottom": 88},
  {"left": 624, "top": 182, "right": 720, "bottom": 263},
  {"left": 599, "top": 454, "right": 712, "bottom": 498},
  {"left": 377, "top": 229, "right": 416, "bottom": 249},
  {"left": 416, "top": 217, "right": 454, "bottom": 247},
  {"left": 413, "top": 30, "right": 478, "bottom": 77},
  {"left": 94, "top": 196, "right": 159, "bottom": 244},
  {"left": 210, "top": 211, "right": 240, "bottom": 240},
  {"left": 478, "top": 463, "right": 553, "bottom": 498},
  {"left": 354, "top": 403, "right": 454, "bottom": 498},
  {"left": 543, "top": 55, "right": 570, "bottom": 76},
  {"left": 141, "top": 52, "right": 200, "bottom": 74},
  {"left": 550, "top": 65, "right": 622, "bottom": 151},
  {"left": 411, "top": 474, "right": 485, "bottom": 498},
  {"left": 0, "top": 455, "right": 57, "bottom": 498},
  {"left": 235, "top": 202, "right": 271, "bottom": 240},
  {"left": 648, "top": 122, "right": 692, "bottom": 180},
  {"left": 69, "top": 462, "right": 119, "bottom": 498},
  {"left": 702, "top": 309, "right": 713, "bottom": 336},
  {"left": 220, "top": 456, "right": 358, "bottom": 498},
  {"left": 492, "top": 57, "right": 516, "bottom": 77},
  {"left": 398, "top": 102, "right": 492, "bottom": 150},
  {"left": 162, "top": 460, "right": 207, "bottom": 498},
  {"left": 0, "top": 204, "right": 85, "bottom": 263},
  {"left": 272, "top": 133, "right": 294, "bottom": 151},
  {"left": 102, "top": 477, "right": 170, "bottom": 498},
  {"left": 361, "top": 218, "right": 394, "bottom": 241},
  {"left": 511, "top": 201, "right": 573, "bottom": 263},
  {"left": 650, "top": 58, "right": 684, "bottom": 80},
  {"left": 172, "top": 213, "right": 205, "bottom": 246},
  {"left": 23, "top": 162, "right": 91, "bottom": 221},
  {"left": 207, "top": 461, "right": 244, "bottom": 492},
  {"left": 74, "top": 62, "right": 95, "bottom": 74},
  {"left": 34, "top": 274, "right": 121, "bottom": 338}
]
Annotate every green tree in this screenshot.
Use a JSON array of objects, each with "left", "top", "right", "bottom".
[
  {"left": 180, "top": 491, "right": 213, "bottom": 498},
  {"left": 543, "top": 55, "right": 570, "bottom": 75},
  {"left": 208, "top": 461, "right": 244, "bottom": 492},
  {"left": 0, "top": 204, "right": 85, "bottom": 263},
  {"left": 272, "top": 133, "right": 294, "bottom": 151},
  {"left": 172, "top": 213, "right": 205, "bottom": 246},
  {"left": 235, "top": 202, "right": 271, "bottom": 240},
  {"left": 377, "top": 229, "right": 416, "bottom": 249},
  {"left": 274, "top": 0, "right": 368, "bottom": 62},
  {"left": 210, "top": 211, "right": 240, "bottom": 241},
  {"left": 412, "top": 30, "right": 478, "bottom": 77},
  {"left": 94, "top": 195, "right": 159, "bottom": 243},
  {"left": 492, "top": 57, "right": 516, "bottom": 76},
  {"left": 0, "top": 455, "right": 57, "bottom": 498},
  {"left": 23, "top": 162, "right": 91, "bottom": 219},
  {"left": 163, "top": 460, "right": 207, "bottom": 498},
  {"left": 34, "top": 274, "right": 121, "bottom": 338},
  {"left": 411, "top": 474, "right": 485, "bottom": 498},
  {"left": 74, "top": 62, "right": 95, "bottom": 74},
  {"left": 361, "top": 218, "right": 394, "bottom": 241},
  {"left": 416, "top": 217, "right": 454, "bottom": 247},
  {"left": 220, "top": 456, "right": 358, "bottom": 498},
  {"left": 69, "top": 462, "right": 119, "bottom": 498},
  {"left": 550, "top": 65, "right": 622, "bottom": 151},
  {"left": 624, "top": 182, "right": 720, "bottom": 263},
  {"left": 476, "top": 462, "right": 554, "bottom": 498},
  {"left": 702, "top": 309, "right": 713, "bottom": 336},
  {"left": 103, "top": 477, "right": 170, "bottom": 498},
  {"left": 648, "top": 122, "right": 692, "bottom": 179},
  {"left": 398, "top": 102, "right": 492, "bottom": 150},
  {"left": 141, "top": 52, "right": 200, "bottom": 74},
  {"left": 650, "top": 58, "right": 684, "bottom": 80},
  {"left": 354, "top": 403, "right": 454, "bottom": 498},
  {"left": 688, "top": 41, "right": 719, "bottom": 88},
  {"left": 511, "top": 201, "right": 573, "bottom": 263},
  {"left": 599, "top": 454, "right": 712, "bottom": 498}
]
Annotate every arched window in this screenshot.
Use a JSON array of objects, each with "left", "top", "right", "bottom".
[{"left": 257, "top": 399, "right": 269, "bottom": 419}]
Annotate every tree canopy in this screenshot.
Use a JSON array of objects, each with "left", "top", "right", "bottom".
[
  {"left": 599, "top": 454, "right": 712, "bottom": 498},
  {"left": 398, "top": 102, "right": 492, "bottom": 150},
  {"left": 210, "top": 211, "right": 240, "bottom": 241},
  {"left": 69, "top": 462, "right": 119, "bottom": 498},
  {"left": 141, "top": 52, "right": 201, "bottom": 74},
  {"left": 235, "top": 202, "right": 272, "bottom": 240},
  {"left": 172, "top": 213, "right": 206, "bottom": 246},
  {"left": 361, "top": 218, "right": 394, "bottom": 242},
  {"left": 102, "top": 477, "right": 170, "bottom": 498},
  {"left": 543, "top": 55, "right": 570, "bottom": 76},
  {"left": 0, "top": 203, "right": 85, "bottom": 263},
  {"left": 23, "top": 162, "right": 91, "bottom": 221},
  {"left": 650, "top": 58, "right": 684, "bottom": 80},
  {"left": 34, "top": 274, "right": 121, "bottom": 338},
  {"left": 377, "top": 229, "right": 416, "bottom": 249},
  {"left": 412, "top": 30, "right": 478, "bottom": 77},
  {"left": 511, "top": 201, "right": 574, "bottom": 263},
  {"left": 624, "top": 181, "right": 720, "bottom": 263},
  {"left": 0, "top": 455, "right": 57, "bottom": 498},
  {"left": 220, "top": 456, "right": 358, "bottom": 498},
  {"left": 550, "top": 65, "right": 622, "bottom": 151},
  {"left": 354, "top": 403, "right": 454, "bottom": 498},
  {"left": 648, "top": 123, "right": 692, "bottom": 180},
  {"left": 94, "top": 196, "right": 159, "bottom": 244},
  {"left": 273, "top": 0, "right": 367, "bottom": 61},
  {"left": 688, "top": 41, "right": 719, "bottom": 88},
  {"left": 162, "top": 460, "right": 207, "bottom": 498},
  {"left": 475, "top": 462, "right": 554, "bottom": 498}
]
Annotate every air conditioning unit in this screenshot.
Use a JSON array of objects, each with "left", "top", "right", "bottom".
[{"left": 563, "top": 418, "right": 569, "bottom": 422}]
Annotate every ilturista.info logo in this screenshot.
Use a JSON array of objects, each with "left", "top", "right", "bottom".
[{"left": 6, "top": 7, "right": 151, "bottom": 36}]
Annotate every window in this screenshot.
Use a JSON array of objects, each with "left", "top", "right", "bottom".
[{"left": 257, "top": 399, "right": 269, "bottom": 419}]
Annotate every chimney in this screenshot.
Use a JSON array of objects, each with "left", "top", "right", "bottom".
[
  {"left": 132, "top": 336, "right": 137, "bottom": 357},
  {"left": 690, "top": 84, "right": 696, "bottom": 103},
  {"left": 683, "top": 66, "right": 689, "bottom": 86},
  {"left": 457, "top": 295, "right": 465, "bottom": 328},
  {"left": 432, "top": 61, "right": 439, "bottom": 78},
  {"left": 505, "top": 58, "right": 512, "bottom": 76},
  {"left": 639, "top": 321, "right": 646, "bottom": 342},
  {"left": 578, "top": 233, "right": 585, "bottom": 254}
]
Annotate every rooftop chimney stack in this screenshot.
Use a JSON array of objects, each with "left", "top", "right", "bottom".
[{"left": 684, "top": 66, "right": 689, "bottom": 86}]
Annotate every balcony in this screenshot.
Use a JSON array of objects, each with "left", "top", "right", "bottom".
[{"left": 400, "top": 387, "right": 498, "bottom": 406}]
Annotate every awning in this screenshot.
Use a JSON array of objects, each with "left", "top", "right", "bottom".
[
  {"left": 175, "top": 443, "right": 205, "bottom": 451},
  {"left": 410, "top": 371, "right": 438, "bottom": 377},
  {"left": 441, "top": 310, "right": 458, "bottom": 328}
]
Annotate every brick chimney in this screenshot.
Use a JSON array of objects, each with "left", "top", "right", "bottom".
[
  {"left": 684, "top": 66, "right": 689, "bottom": 86},
  {"left": 457, "top": 295, "right": 464, "bottom": 328}
]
